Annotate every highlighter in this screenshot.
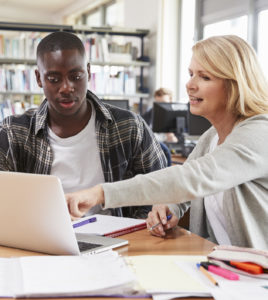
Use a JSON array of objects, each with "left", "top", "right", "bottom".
[{"left": 201, "top": 262, "right": 239, "bottom": 280}]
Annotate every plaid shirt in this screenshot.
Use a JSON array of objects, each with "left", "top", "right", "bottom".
[{"left": 0, "top": 90, "right": 167, "bottom": 218}]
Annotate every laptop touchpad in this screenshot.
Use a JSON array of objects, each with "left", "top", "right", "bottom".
[{"left": 77, "top": 241, "right": 102, "bottom": 252}]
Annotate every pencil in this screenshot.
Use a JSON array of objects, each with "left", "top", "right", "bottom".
[{"left": 196, "top": 263, "right": 219, "bottom": 287}]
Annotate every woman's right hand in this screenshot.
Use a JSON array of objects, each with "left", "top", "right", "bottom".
[{"left": 146, "top": 205, "right": 179, "bottom": 237}]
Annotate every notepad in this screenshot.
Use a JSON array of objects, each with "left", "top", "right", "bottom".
[
  {"left": 73, "top": 214, "right": 146, "bottom": 237},
  {"left": 125, "top": 255, "right": 210, "bottom": 295}
]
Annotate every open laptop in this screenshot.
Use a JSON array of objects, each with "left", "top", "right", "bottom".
[{"left": 0, "top": 171, "right": 128, "bottom": 255}]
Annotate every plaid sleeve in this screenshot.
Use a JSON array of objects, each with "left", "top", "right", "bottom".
[
  {"left": 121, "top": 114, "right": 168, "bottom": 219},
  {"left": 132, "top": 114, "right": 168, "bottom": 173}
]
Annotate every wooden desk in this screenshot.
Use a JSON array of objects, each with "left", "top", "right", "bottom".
[
  {"left": 171, "top": 154, "right": 187, "bottom": 165},
  {"left": 0, "top": 227, "right": 215, "bottom": 300}
]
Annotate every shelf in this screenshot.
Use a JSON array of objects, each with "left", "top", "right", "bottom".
[
  {"left": 0, "top": 91, "right": 43, "bottom": 96},
  {"left": 0, "top": 22, "right": 149, "bottom": 38},
  {"left": 0, "top": 91, "right": 149, "bottom": 99},
  {"left": 0, "top": 58, "right": 36, "bottom": 65},
  {"left": 0, "top": 58, "right": 150, "bottom": 67},
  {"left": 91, "top": 61, "right": 150, "bottom": 67},
  {"left": 98, "top": 93, "right": 149, "bottom": 99},
  {"left": 0, "top": 22, "right": 150, "bottom": 113}
]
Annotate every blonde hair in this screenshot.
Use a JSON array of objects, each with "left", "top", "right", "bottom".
[
  {"left": 192, "top": 35, "right": 268, "bottom": 118},
  {"left": 154, "top": 87, "right": 173, "bottom": 100}
]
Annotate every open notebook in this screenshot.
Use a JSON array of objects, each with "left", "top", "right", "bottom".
[
  {"left": 0, "top": 171, "right": 128, "bottom": 255},
  {"left": 73, "top": 214, "right": 146, "bottom": 237}
]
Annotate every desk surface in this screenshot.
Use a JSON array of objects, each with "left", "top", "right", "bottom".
[{"left": 0, "top": 227, "right": 215, "bottom": 300}]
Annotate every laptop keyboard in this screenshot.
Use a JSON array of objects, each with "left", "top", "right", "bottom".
[{"left": 77, "top": 241, "right": 102, "bottom": 252}]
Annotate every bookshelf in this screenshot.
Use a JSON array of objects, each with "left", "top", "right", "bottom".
[{"left": 0, "top": 22, "right": 150, "bottom": 120}]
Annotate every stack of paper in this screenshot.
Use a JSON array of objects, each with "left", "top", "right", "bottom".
[{"left": 0, "top": 251, "right": 138, "bottom": 298}]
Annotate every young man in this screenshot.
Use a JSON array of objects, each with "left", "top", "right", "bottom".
[{"left": 0, "top": 31, "right": 167, "bottom": 218}]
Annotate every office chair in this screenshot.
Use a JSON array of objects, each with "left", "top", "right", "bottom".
[{"left": 160, "top": 142, "right": 172, "bottom": 166}]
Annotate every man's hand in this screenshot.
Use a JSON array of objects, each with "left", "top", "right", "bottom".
[
  {"left": 146, "top": 205, "right": 179, "bottom": 237},
  {"left": 65, "top": 185, "right": 105, "bottom": 220}
]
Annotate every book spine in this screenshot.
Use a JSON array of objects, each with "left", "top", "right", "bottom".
[{"left": 104, "top": 222, "right": 146, "bottom": 238}]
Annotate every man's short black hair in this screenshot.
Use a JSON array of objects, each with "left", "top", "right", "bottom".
[{"left": 37, "top": 31, "right": 85, "bottom": 60}]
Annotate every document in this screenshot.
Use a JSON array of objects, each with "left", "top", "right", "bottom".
[
  {"left": 0, "top": 251, "right": 138, "bottom": 298},
  {"left": 73, "top": 214, "right": 146, "bottom": 237}
]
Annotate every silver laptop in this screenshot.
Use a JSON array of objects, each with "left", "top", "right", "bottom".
[{"left": 0, "top": 171, "right": 128, "bottom": 255}]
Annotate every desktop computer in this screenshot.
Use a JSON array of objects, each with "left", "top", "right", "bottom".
[{"left": 152, "top": 102, "right": 211, "bottom": 157}]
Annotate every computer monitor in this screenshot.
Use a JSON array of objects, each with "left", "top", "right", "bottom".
[
  {"left": 101, "top": 99, "right": 130, "bottom": 110},
  {"left": 188, "top": 112, "right": 211, "bottom": 136},
  {"left": 152, "top": 102, "right": 188, "bottom": 134},
  {"left": 152, "top": 102, "right": 211, "bottom": 157}
]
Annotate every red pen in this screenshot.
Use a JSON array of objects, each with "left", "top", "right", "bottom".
[{"left": 201, "top": 262, "right": 239, "bottom": 280}]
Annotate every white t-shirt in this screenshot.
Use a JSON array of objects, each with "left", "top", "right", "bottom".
[
  {"left": 48, "top": 102, "right": 110, "bottom": 215},
  {"left": 204, "top": 134, "right": 231, "bottom": 245}
]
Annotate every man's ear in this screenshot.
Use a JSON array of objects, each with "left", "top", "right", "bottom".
[
  {"left": 35, "top": 69, "right": 43, "bottom": 88},
  {"left": 87, "top": 63, "right": 91, "bottom": 81}
]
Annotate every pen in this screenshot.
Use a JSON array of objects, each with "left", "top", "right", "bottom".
[
  {"left": 196, "top": 263, "right": 219, "bottom": 287},
  {"left": 73, "top": 217, "right": 97, "bottom": 228},
  {"left": 200, "top": 262, "right": 239, "bottom": 280},
  {"left": 149, "top": 214, "right": 172, "bottom": 231}
]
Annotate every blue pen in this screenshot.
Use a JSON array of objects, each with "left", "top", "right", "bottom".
[
  {"left": 149, "top": 214, "right": 172, "bottom": 231},
  {"left": 73, "top": 217, "right": 97, "bottom": 228}
]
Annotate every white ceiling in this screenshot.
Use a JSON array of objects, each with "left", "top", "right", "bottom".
[{"left": 0, "top": 0, "right": 99, "bottom": 24}]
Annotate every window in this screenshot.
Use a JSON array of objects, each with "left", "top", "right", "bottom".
[
  {"left": 106, "top": 1, "right": 124, "bottom": 26},
  {"left": 203, "top": 15, "right": 248, "bottom": 40},
  {"left": 257, "top": 9, "right": 268, "bottom": 79},
  {"left": 178, "top": 0, "right": 196, "bottom": 101},
  {"left": 74, "top": 0, "right": 124, "bottom": 27},
  {"left": 86, "top": 9, "right": 102, "bottom": 27}
]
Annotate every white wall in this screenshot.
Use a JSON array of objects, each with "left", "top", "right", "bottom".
[
  {"left": 124, "top": 0, "right": 160, "bottom": 107},
  {"left": 157, "top": 0, "right": 180, "bottom": 101},
  {"left": 124, "top": 0, "right": 180, "bottom": 106}
]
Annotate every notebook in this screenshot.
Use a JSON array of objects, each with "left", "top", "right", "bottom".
[
  {"left": 0, "top": 171, "right": 128, "bottom": 255},
  {"left": 73, "top": 214, "right": 146, "bottom": 237}
]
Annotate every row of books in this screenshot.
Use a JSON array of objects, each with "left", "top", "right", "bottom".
[
  {"left": 0, "top": 66, "right": 42, "bottom": 92},
  {"left": 0, "top": 99, "right": 36, "bottom": 122},
  {"left": 0, "top": 32, "right": 45, "bottom": 59},
  {"left": 0, "top": 65, "right": 138, "bottom": 95},
  {"left": 81, "top": 34, "right": 139, "bottom": 63},
  {"left": 89, "top": 69, "right": 137, "bottom": 95},
  {"left": 0, "top": 32, "right": 139, "bottom": 63}
]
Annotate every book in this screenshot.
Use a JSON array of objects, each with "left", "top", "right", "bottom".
[
  {"left": 73, "top": 214, "right": 146, "bottom": 237},
  {"left": 0, "top": 251, "right": 137, "bottom": 298}
]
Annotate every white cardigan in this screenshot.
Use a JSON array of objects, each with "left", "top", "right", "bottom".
[{"left": 103, "top": 114, "right": 268, "bottom": 250}]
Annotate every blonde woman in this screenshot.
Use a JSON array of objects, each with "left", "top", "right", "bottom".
[{"left": 66, "top": 35, "right": 268, "bottom": 250}]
